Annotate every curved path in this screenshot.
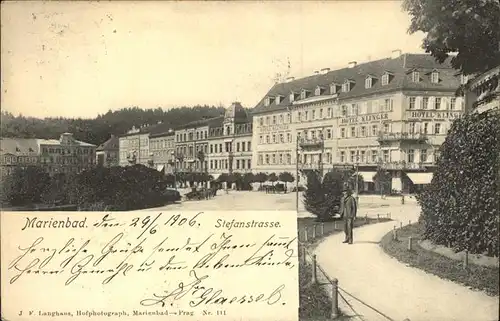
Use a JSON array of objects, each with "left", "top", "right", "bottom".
[{"left": 314, "top": 204, "right": 499, "bottom": 321}]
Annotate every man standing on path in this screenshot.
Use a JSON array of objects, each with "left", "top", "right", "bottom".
[{"left": 340, "top": 188, "right": 357, "bottom": 244}]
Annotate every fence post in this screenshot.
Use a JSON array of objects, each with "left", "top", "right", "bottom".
[
  {"left": 408, "top": 236, "right": 413, "bottom": 251},
  {"left": 393, "top": 226, "right": 398, "bottom": 241},
  {"left": 400, "top": 221, "right": 403, "bottom": 229},
  {"left": 304, "top": 227, "right": 308, "bottom": 243},
  {"left": 334, "top": 221, "right": 338, "bottom": 230},
  {"left": 312, "top": 254, "right": 318, "bottom": 284},
  {"left": 377, "top": 214, "right": 380, "bottom": 222},
  {"left": 312, "top": 225, "right": 316, "bottom": 240},
  {"left": 463, "top": 250, "right": 469, "bottom": 269},
  {"left": 320, "top": 223, "right": 325, "bottom": 236},
  {"left": 365, "top": 214, "right": 368, "bottom": 224},
  {"left": 331, "top": 278, "right": 339, "bottom": 318}
]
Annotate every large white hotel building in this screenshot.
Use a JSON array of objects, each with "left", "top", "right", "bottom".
[{"left": 251, "top": 52, "right": 466, "bottom": 193}]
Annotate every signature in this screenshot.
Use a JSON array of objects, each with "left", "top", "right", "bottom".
[{"left": 140, "top": 270, "right": 286, "bottom": 307}]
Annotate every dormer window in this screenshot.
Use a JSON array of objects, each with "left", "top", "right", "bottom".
[
  {"left": 365, "top": 77, "right": 373, "bottom": 89},
  {"left": 381, "top": 71, "right": 393, "bottom": 86},
  {"left": 300, "top": 89, "right": 310, "bottom": 99},
  {"left": 264, "top": 96, "right": 275, "bottom": 107},
  {"left": 330, "top": 83, "right": 340, "bottom": 94},
  {"left": 276, "top": 95, "right": 283, "bottom": 104},
  {"left": 16, "top": 147, "right": 20, "bottom": 152},
  {"left": 342, "top": 80, "right": 354, "bottom": 93},
  {"left": 431, "top": 70, "right": 439, "bottom": 83},
  {"left": 315, "top": 86, "right": 325, "bottom": 96},
  {"left": 290, "top": 91, "right": 299, "bottom": 102},
  {"left": 411, "top": 71, "right": 420, "bottom": 83}
]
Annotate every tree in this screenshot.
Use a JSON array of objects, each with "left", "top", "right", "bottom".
[
  {"left": 374, "top": 169, "right": 391, "bottom": 197},
  {"left": 242, "top": 172, "right": 255, "bottom": 191},
  {"left": 303, "top": 171, "right": 327, "bottom": 220},
  {"left": 268, "top": 173, "right": 278, "bottom": 186},
  {"left": 254, "top": 172, "right": 268, "bottom": 188},
  {"left": 2, "top": 166, "right": 50, "bottom": 206},
  {"left": 279, "top": 171, "right": 295, "bottom": 190},
  {"left": 403, "top": 0, "right": 500, "bottom": 76},
  {"left": 416, "top": 110, "right": 499, "bottom": 255}
]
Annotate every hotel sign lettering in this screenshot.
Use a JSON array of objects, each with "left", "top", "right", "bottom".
[
  {"left": 407, "top": 111, "right": 461, "bottom": 120},
  {"left": 260, "top": 124, "right": 289, "bottom": 133},
  {"left": 341, "top": 113, "right": 389, "bottom": 124}
]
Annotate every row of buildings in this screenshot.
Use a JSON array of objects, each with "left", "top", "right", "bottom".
[{"left": 2, "top": 52, "right": 498, "bottom": 193}]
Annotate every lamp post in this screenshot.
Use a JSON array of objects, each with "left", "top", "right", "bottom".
[
  {"left": 295, "top": 135, "right": 300, "bottom": 212},
  {"left": 170, "top": 151, "right": 176, "bottom": 190},
  {"left": 355, "top": 152, "right": 359, "bottom": 204}
]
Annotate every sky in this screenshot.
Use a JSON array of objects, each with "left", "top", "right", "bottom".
[{"left": 1, "top": 1, "right": 426, "bottom": 119}]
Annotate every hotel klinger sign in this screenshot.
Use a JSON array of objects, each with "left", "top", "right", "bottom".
[
  {"left": 341, "top": 113, "right": 389, "bottom": 124},
  {"left": 406, "top": 110, "right": 462, "bottom": 120}
]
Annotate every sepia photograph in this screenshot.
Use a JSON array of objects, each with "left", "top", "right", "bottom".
[{"left": 1, "top": 1, "right": 499, "bottom": 321}]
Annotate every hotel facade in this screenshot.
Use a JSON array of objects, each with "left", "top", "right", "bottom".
[{"left": 251, "top": 52, "right": 464, "bottom": 193}]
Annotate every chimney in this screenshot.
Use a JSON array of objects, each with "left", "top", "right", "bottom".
[
  {"left": 391, "top": 49, "right": 402, "bottom": 59},
  {"left": 285, "top": 76, "right": 295, "bottom": 83},
  {"left": 320, "top": 68, "right": 330, "bottom": 74},
  {"left": 348, "top": 61, "right": 357, "bottom": 68}
]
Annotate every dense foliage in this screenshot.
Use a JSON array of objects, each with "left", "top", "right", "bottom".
[
  {"left": 416, "top": 110, "right": 500, "bottom": 256},
  {"left": 1, "top": 105, "right": 225, "bottom": 145},
  {"left": 403, "top": 0, "right": 500, "bottom": 76},
  {"left": 303, "top": 169, "right": 354, "bottom": 221},
  {"left": 1, "top": 166, "right": 50, "bottom": 206}
]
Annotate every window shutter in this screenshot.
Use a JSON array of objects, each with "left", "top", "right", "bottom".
[
  {"left": 428, "top": 96, "right": 435, "bottom": 109},
  {"left": 455, "top": 97, "right": 463, "bottom": 110},
  {"left": 415, "top": 97, "right": 422, "bottom": 109}
]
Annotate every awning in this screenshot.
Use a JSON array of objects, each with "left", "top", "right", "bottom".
[
  {"left": 407, "top": 172, "right": 433, "bottom": 185},
  {"left": 357, "top": 171, "right": 377, "bottom": 183},
  {"left": 156, "top": 165, "right": 165, "bottom": 172}
]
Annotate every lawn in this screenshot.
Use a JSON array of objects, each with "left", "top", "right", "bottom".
[{"left": 380, "top": 222, "right": 499, "bottom": 296}]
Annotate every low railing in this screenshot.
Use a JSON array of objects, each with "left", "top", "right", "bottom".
[
  {"left": 378, "top": 161, "right": 426, "bottom": 170},
  {"left": 299, "top": 137, "right": 324, "bottom": 148}
]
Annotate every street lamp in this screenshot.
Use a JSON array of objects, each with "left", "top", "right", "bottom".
[
  {"left": 170, "top": 151, "right": 176, "bottom": 190},
  {"left": 355, "top": 151, "right": 360, "bottom": 204}
]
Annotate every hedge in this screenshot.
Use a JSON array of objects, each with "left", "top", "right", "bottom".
[{"left": 417, "top": 110, "right": 500, "bottom": 256}]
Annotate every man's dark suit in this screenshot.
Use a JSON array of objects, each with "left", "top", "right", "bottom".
[{"left": 340, "top": 194, "right": 357, "bottom": 244}]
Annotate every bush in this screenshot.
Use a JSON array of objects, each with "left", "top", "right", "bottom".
[
  {"left": 1, "top": 166, "right": 50, "bottom": 206},
  {"left": 417, "top": 110, "right": 500, "bottom": 256}
]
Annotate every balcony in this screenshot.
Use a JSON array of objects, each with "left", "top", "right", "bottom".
[
  {"left": 298, "top": 137, "right": 324, "bottom": 149},
  {"left": 377, "top": 131, "right": 427, "bottom": 144},
  {"left": 378, "top": 161, "right": 426, "bottom": 171}
]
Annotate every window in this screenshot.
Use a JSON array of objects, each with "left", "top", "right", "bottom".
[
  {"left": 411, "top": 71, "right": 420, "bottom": 82},
  {"left": 381, "top": 74, "right": 389, "bottom": 86},
  {"left": 287, "top": 133, "right": 291, "bottom": 142},
  {"left": 423, "top": 123, "right": 429, "bottom": 134},
  {"left": 461, "top": 74, "right": 468, "bottom": 85},
  {"left": 272, "top": 134, "right": 276, "bottom": 143},
  {"left": 279, "top": 154, "right": 283, "bottom": 164},
  {"left": 280, "top": 134, "right": 284, "bottom": 143},
  {"left": 434, "top": 123, "right": 441, "bottom": 134},
  {"left": 341, "top": 128, "right": 346, "bottom": 138},
  {"left": 365, "top": 77, "right": 372, "bottom": 88},
  {"left": 341, "top": 105, "right": 347, "bottom": 116},
  {"left": 265, "top": 154, "right": 269, "bottom": 164},
  {"left": 340, "top": 151, "right": 346, "bottom": 162},
  {"left": 236, "top": 142, "right": 240, "bottom": 152},
  {"left": 242, "top": 142, "right": 246, "bottom": 151},
  {"left": 327, "top": 129, "right": 332, "bottom": 139},
  {"left": 259, "top": 136, "right": 263, "bottom": 144},
  {"left": 319, "top": 109, "right": 323, "bottom": 118},
  {"left": 435, "top": 97, "right": 441, "bottom": 109},
  {"left": 423, "top": 97, "right": 429, "bottom": 109},
  {"left": 265, "top": 97, "right": 270, "bottom": 106},
  {"left": 350, "top": 151, "right": 356, "bottom": 163},
  {"left": 287, "top": 154, "right": 292, "bottom": 164},
  {"left": 383, "top": 150, "right": 390, "bottom": 162},
  {"left": 259, "top": 155, "right": 263, "bottom": 165},
  {"left": 372, "top": 125, "right": 378, "bottom": 136},
  {"left": 241, "top": 159, "right": 245, "bottom": 169},
  {"left": 266, "top": 116, "right": 270, "bottom": 125},
  {"left": 272, "top": 154, "right": 276, "bottom": 164},
  {"left": 350, "top": 127, "right": 356, "bottom": 137},
  {"left": 450, "top": 98, "right": 456, "bottom": 110},
  {"left": 383, "top": 123, "right": 390, "bottom": 133},
  {"left": 304, "top": 111, "right": 309, "bottom": 121},
  {"left": 371, "top": 150, "right": 378, "bottom": 162},
  {"left": 286, "top": 113, "right": 291, "bottom": 123},
  {"left": 210, "top": 144, "right": 214, "bottom": 153},
  {"left": 328, "top": 108, "right": 332, "bottom": 118},
  {"left": 431, "top": 71, "right": 439, "bottom": 83},
  {"left": 384, "top": 98, "right": 393, "bottom": 111},
  {"left": 266, "top": 136, "right": 270, "bottom": 144},
  {"left": 351, "top": 103, "right": 358, "bottom": 115},
  {"left": 407, "top": 149, "right": 415, "bottom": 163},
  {"left": 360, "top": 151, "right": 366, "bottom": 163},
  {"left": 247, "top": 159, "right": 251, "bottom": 168},
  {"left": 273, "top": 116, "right": 277, "bottom": 124},
  {"left": 409, "top": 122, "right": 416, "bottom": 133},
  {"left": 279, "top": 114, "right": 284, "bottom": 123},
  {"left": 248, "top": 142, "right": 251, "bottom": 150},
  {"left": 409, "top": 97, "right": 416, "bottom": 110},
  {"left": 290, "top": 92, "right": 296, "bottom": 102},
  {"left": 236, "top": 160, "right": 240, "bottom": 169},
  {"left": 342, "top": 82, "right": 350, "bottom": 92},
  {"left": 312, "top": 110, "right": 316, "bottom": 119},
  {"left": 301, "top": 89, "right": 308, "bottom": 99},
  {"left": 420, "top": 149, "right": 428, "bottom": 163},
  {"left": 297, "top": 112, "right": 302, "bottom": 122},
  {"left": 361, "top": 126, "right": 366, "bottom": 137},
  {"left": 276, "top": 96, "right": 281, "bottom": 104},
  {"left": 330, "top": 83, "right": 338, "bottom": 94}
]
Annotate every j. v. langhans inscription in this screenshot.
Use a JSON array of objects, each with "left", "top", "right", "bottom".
[{"left": 21, "top": 217, "right": 88, "bottom": 230}]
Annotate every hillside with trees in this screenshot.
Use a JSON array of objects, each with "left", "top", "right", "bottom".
[{"left": 1, "top": 105, "right": 227, "bottom": 145}]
